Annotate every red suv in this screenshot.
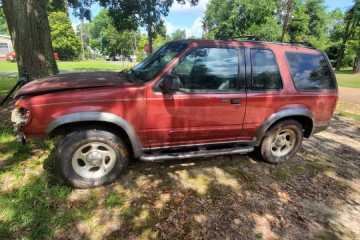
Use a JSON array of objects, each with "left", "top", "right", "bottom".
[{"left": 11, "top": 40, "right": 338, "bottom": 188}]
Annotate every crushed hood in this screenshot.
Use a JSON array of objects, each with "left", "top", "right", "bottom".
[{"left": 15, "top": 71, "right": 126, "bottom": 97}]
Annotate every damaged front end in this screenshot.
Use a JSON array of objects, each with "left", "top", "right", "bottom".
[{"left": 11, "top": 106, "right": 31, "bottom": 145}]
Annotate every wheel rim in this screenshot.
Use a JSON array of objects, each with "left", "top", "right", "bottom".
[
  {"left": 72, "top": 142, "right": 117, "bottom": 179},
  {"left": 270, "top": 129, "right": 296, "bottom": 158}
]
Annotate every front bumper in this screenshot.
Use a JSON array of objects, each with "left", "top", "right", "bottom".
[{"left": 11, "top": 108, "right": 27, "bottom": 145}]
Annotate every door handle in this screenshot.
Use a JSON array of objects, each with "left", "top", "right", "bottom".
[{"left": 231, "top": 98, "right": 241, "bottom": 104}]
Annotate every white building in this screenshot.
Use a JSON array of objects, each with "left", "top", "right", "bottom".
[{"left": 0, "top": 35, "right": 14, "bottom": 59}]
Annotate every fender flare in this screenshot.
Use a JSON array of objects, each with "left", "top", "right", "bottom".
[
  {"left": 45, "top": 112, "right": 143, "bottom": 157},
  {"left": 252, "top": 108, "right": 314, "bottom": 145}
]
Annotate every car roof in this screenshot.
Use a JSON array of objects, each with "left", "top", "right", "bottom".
[{"left": 170, "top": 39, "right": 317, "bottom": 51}]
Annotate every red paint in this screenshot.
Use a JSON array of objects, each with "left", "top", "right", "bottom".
[{"left": 13, "top": 40, "right": 338, "bottom": 149}]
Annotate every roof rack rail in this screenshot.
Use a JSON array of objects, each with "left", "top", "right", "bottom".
[
  {"left": 220, "top": 35, "right": 262, "bottom": 41},
  {"left": 287, "top": 42, "right": 314, "bottom": 48}
]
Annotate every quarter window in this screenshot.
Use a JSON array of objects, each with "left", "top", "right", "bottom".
[
  {"left": 172, "top": 48, "right": 239, "bottom": 91},
  {"left": 285, "top": 52, "right": 335, "bottom": 91},
  {"left": 251, "top": 49, "right": 282, "bottom": 90}
]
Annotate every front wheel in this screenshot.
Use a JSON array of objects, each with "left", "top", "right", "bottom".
[
  {"left": 54, "top": 129, "right": 128, "bottom": 188},
  {"left": 260, "top": 120, "right": 303, "bottom": 164}
]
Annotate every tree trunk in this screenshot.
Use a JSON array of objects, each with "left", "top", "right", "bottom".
[
  {"left": 335, "top": 13, "right": 352, "bottom": 71},
  {"left": 281, "top": 0, "right": 293, "bottom": 43},
  {"left": 335, "top": 42, "right": 345, "bottom": 71},
  {"left": 2, "top": 0, "right": 58, "bottom": 81},
  {"left": 147, "top": 26, "right": 153, "bottom": 54},
  {"left": 355, "top": 46, "right": 360, "bottom": 74}
]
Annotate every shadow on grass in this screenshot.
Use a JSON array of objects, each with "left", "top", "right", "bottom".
[
  {"left": 0, "top": 147, "right": 75, "bottom": 239},
  {"left": 0, "top": 115, "right": 359, "bottom": 239}
]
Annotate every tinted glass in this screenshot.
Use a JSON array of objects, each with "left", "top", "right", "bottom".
[
  {"left": 173, "top": 48, "right": 239, "bottom": 91},
  {"left": 285, "top": 52, "right": 335, "bottom": 91},
  {"left": 132, "top": 42, "right": 187, "bottom": 81},
  {"left": 251, "top": 49, "right": 282, "bottom": 90}
]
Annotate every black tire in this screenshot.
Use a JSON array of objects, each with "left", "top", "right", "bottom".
[
  {"left": 260, "top": 120, "right": 303, "bottom": 164},
  {"left": 54, "top": 129, "right": 128, "bottom": 188}
]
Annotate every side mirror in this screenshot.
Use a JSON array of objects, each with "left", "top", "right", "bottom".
[{"left": 160, "top": 74, "right": 181, "bottom": 92}]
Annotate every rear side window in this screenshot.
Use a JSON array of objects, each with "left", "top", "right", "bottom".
[
  {"left": 250, "top": 49, "right": 282, "bottom": 91},
  {"left": 285, "top": 52, "right": 335, "bottom": 91}
]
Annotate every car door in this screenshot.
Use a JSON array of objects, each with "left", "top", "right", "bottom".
[{"left": 146, "top": 46, "right": 247, "bottom": 148}]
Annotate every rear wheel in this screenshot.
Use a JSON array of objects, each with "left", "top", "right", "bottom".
[
  {"left": 55, "top": 129, "right": 128, "bottom": 188},
  {"left": 260, "top": 120, "right": 303, "bottom": 163}
]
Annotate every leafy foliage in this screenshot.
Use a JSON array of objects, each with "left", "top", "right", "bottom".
[
  {"left": 97, "top": 0, "right": 198, "bottom": 53},
  {"left": 204, "top": 0, "right": 279, "bottom": 40},
  {"left": 305, "top": 0, "right": 328, "bottom": 49},
  {"left": 89, "top": 9, "right": 135, "bottom": 58},
  {"left": 48, "top": 11, "right": 82, "bottom": 60},
  {"left": 171, "top": 29, "right": 187, "bottom": 40},
  {"left": 334, "top": 0, "right": 360, "bottom": 70},
  {"left": 0, "top": 9, "right": 8, "bottom": 35}
]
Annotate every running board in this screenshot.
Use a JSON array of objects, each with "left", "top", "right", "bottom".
[{"left": 140, "top": 146, "right": 254, "bottom": 162}]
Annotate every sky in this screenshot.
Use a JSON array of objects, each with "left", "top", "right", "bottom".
[{"left": 70, "top": 0, "right": 355, "bottom": 38}]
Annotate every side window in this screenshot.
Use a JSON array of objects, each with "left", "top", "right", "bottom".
[
  {"left": 285, "top": 52, "right": 335, "bottom": 91},
  {"left": 251, "top": 49, "right": 282, "bottom": 90},
  {"left": 173, "top": 48, "right": 239, "bottom": 91}
]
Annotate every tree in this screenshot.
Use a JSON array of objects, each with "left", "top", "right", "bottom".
[
  {"left": 89, "top": 9, "right": 135, "bottom": 58},
  {"left": 2, "top": 0, "right": 58, "bottom": 80},
  {"left": 286, "top": 0, "right": 309, "bottom": 43},
  {"left": 99, "top": 0, "right": 198, "bottom": 53},
  {"left": 171, "top": 29, "right": 186, "bottom": 40},
  {"left": 335, "top": 0, "right": 360, "bottom": 71},
  {"left": 76, "top": 23, "right": 91, "bottom": 47},
  {"left": 89, "top": 9, "right": 109, "bottom": 54},
  {"left": 203, "top": 0, "right": 279, "bottom": 40},
  {"left": 348, "top": 23, "right": 360, "bottom": 73},
  {"left": 76, "top": 22, "right": 91, "bottom": 59},
  {"left": 325, "top": 9, "right": 345, "bottom": 66},
  {"left": 305, "top": 0, "right": 328, "bottom": 49},
  {"left": 0, "top": 9, "right": 8, "bottom": 35},
  {"left": 48, "top": 11, "right": 82, "bottom": 60}
]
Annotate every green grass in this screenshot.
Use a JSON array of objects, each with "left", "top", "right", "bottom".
[
  {"left": 0, "top": 76, "right": 17, "bottom": 95},
  {"left": 337, "top": 110, "right": 360, "bottom": 122},
  {"left": 335, "top": 70, "right": 360, "bottom": 88},
  {"left": 0, "top": 61, "right": 17, "bottom": 72},
  {"left": 0, "top": 60, "right": 132, "bottom": 72},
  {"left": 57, "top": 60, "right": 131, "bottom": 71}
]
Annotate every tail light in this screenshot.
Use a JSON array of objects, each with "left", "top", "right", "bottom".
[{"left": 332, "top": 97, "right": 339, "bottom": 113}]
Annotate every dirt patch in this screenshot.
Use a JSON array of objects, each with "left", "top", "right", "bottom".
[
  {"left": 337, "top": 101, "right": 360, "bottom": 115},
  {"left": 339, "top": 87, "right": 360, "bottom": 104},
  {"left": 62, "top": 113, "right": 360, "bottom": 240}
]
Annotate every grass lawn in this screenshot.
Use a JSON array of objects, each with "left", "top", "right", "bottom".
[
  {"left": 0, "top": 76, "right": 17, "bottom": 96},
  {"left": 0, "top": 61, "right": 17, "bottom": 72},
  {"left": 0, "top": 60, "right": 133, "bottom": 72},
  {"left": 58, "top": 61, "right": 133, "bottom": 71},
  {"left": 335, "top": 69, "right": 360, "bottom": 88}
]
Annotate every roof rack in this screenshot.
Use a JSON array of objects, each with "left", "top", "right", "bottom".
[
  {"left": 287, "top": 42, "right": 314, "bottom": 48},
  {"left": 221, "top": 35, "right": 262, "bottom": 41},
  {"left": 214, "top": 37, "right": 316, "bottom": 49}
]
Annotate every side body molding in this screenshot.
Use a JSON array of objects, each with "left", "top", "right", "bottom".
[
  {"left": 252, "top": 108, "right": 314, "bottom": 145},
  {"left": 45, "top": 112, "right": 143, "bottom": 157}
]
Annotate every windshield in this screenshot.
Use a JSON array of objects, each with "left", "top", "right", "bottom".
[{"left": 131, "top": 42, "right": 187, "bottom": 81}]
